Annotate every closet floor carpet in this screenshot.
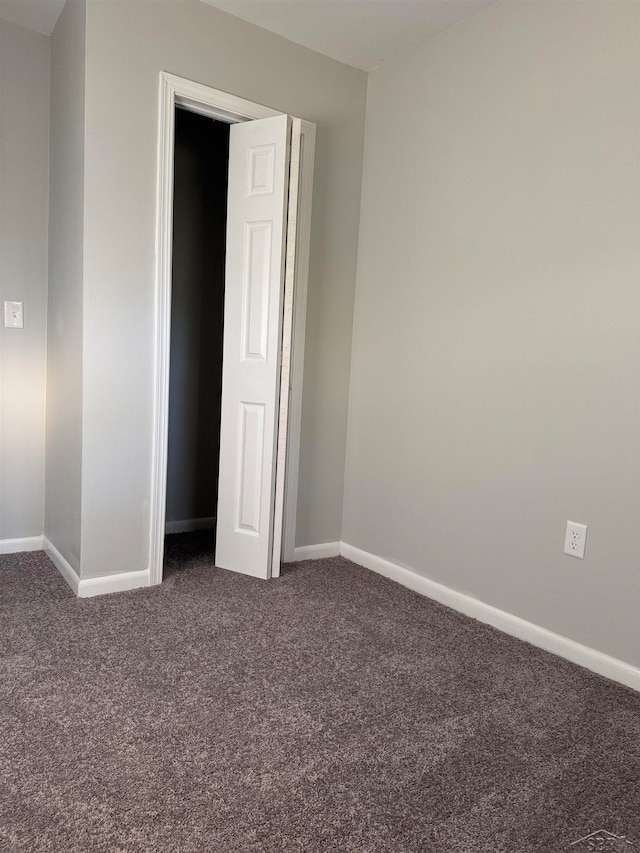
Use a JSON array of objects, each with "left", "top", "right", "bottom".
[{"left": 1, "top": 535, "right": 639, "bottom": 852}]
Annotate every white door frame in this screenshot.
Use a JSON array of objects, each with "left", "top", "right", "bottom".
[{"left": 149, "top": 72, "right": 315, "bottom": 585}]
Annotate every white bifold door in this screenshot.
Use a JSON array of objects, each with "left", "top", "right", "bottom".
[{"left": 215, "top": 114, "right": 299, "bottom": 579}]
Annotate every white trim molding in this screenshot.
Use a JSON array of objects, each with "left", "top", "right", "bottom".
[
  {"left": 291, "top": 542, "right": 342, "bottom": 561},
  {"left": 287, "top": 540, "right": 640, "bottom": 692},
  {"left": 0, "top": 535, "right": 44, "bottom": 554},
  {"left": 340, "top": 542, "right": 640, "bottom": 694},
  {"left": 43, "top": 537, "right": 80, "bottom": 595},
  {"left": 281, "top": 120, "right": 316, "bottom": 564},
  {"left": 43, "top": 537, "right": 150, "bottom": 598},
  {"left": 78, "top": 570, "right": 151, "bottom": 599},
  {"left": 165, "top": 516, "right": 216, "bottom": 535}
]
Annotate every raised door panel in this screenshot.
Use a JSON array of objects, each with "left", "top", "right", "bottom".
[{"left": 216, "top": 114, "right": 290, "bottom": 578}]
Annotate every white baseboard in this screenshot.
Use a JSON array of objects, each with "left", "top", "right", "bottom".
[
  {"left": 43, "top": 537, "right": 80, "bottom": 595},
  {"left": 165, "top": 516, "right": 216, "bottom": 534},
  {"left": 77, "top": 569, "right": 151, "bottom": 598},
  {"left": 0, "top": 535, "right": 44, "bottom": 554},
  {"left": 38, "top": 525, "right": 639, "bottom": 691},
  {"left": 43, "top": 536, "right": 150, "bottom": 598},
  {"left": 341, "top": 542, "right": 640, "bottom": 693},
  {"left": 291, "top": 541, "right": 342, "bottom": 561}
]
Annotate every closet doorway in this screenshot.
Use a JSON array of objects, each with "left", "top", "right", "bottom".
[
  {"left": 150, "top": 73, "right": 316, "bottom": 587},
  {"left": 163, "top": 108, "right": 229, "bottom": 569}
]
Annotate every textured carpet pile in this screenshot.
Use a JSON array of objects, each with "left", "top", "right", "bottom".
[{"left": 1, "top": 533, "right": 639, "bottom": 852}]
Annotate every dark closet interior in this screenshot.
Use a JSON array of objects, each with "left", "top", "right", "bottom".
[{"left": 164, "top": 108, "right": 230, "bottom": 550}]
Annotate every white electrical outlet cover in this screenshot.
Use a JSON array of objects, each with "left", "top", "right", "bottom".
[
  {"left": 4, "top": 301, "right": 23, "bottom": 328},
  {"left": 564, "top": 521, "right": 587, "bottom": 560}
]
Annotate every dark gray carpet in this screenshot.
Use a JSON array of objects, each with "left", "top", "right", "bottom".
[{"left": 1, "top": 534, "right": 639, "bottom": 853}]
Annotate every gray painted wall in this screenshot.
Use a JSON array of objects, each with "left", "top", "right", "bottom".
[
  {"left": 0, "top": 21, "right": 50, "bottom": 541},
  {"left": 45, "top": 0, "right": 86, "bottom": 571},
  {"left": 79, "top": 0, "right": 367, "bottom": 578},
  {"left": 166, "top": 109, "right": 228, "bottom": 527},
  {"left": 344, "top": 0, "right": 640, "bottom": 667}
]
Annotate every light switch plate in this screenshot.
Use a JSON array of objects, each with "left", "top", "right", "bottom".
[{"left": 4, "top": 301, "right": 23, "bottom": 328}]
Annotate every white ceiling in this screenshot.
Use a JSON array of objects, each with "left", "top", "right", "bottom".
[
  {"left": 0, "top": 0, "right": 66, "bottom": 35},
  {"left": 0, "top": 0, "right": 496, "bottom": 71},
  {"left": 201, "top": 0, "right": 495, "bottom": 71}
]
